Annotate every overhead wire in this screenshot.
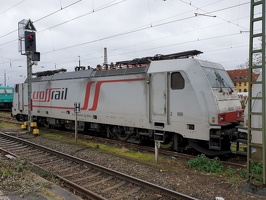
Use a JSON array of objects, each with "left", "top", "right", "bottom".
[
  {"left": 109, "top": 32, "right": 245, "bottom": 57},
  {"left": 2, "top": 22, "right": 250, "bottom": 68},
  {"left": 6, "top": 42, "right": 250, "bottom": 71},
  {"left": 66, "top": 43, "right": 249, "bottom": 70},
  {"left": 148, "top": 0, "right": 224, "bottom": 25},
  {"left": 147, "top": 0, "right": 152, "bottom": 27},
  {"left": 178, "top": 0, "right": 249, "bottom": 30},
  {"left": 109, "top": 12, "right": 252, "bottom": 52},
  {"left": 76, "top": 1, "right": 251, "bottom": 66},
  {"left": 0, "top": 0, "right": 126, "bottom": 47},
  {"left": 0, "top": 30, "right": 17, "bottom": 40},
  {"left": 0, "top": 0, "right": 127, "bottom": 66},
  {"left": 0, "top": 0, "right": 246, "bottom": 42},
  {"left": 0, "top": 39, "right": 17, "bottom": 48},
  {"left": 34, "top": 0, "right": 83, "bottom": 23},
  {"left": 39, "top": 0, "right": 126, "bottom": 33},
  {"left": 54, "top": 1, "right": 249, "bottom": 52},
  {"left": 0, "top": 0, "right": 26, "bottom": 16},
  {"left": 41, "top": 1, "right": 250, "bottom": 54},
  {"left": 0, "top": 1, "right": 248, "bottom": 56},
  {"left": 0, "top": 0, "right": 250, "bottom": 69},
  {"left": 39, "top": 29, "right": 250, "bottom": 67},
  {"left": 0, "top": 0, "right": 83, "bottom": 39}
]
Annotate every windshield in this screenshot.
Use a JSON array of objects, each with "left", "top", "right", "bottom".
[
  {"left": 0, "top": 89, "right": 13, "bottom": 94},
  {"left": 202, "top": 67, "right": 234, "bottom": 88}
]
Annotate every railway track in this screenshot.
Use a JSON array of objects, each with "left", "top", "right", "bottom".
[
  {"left": 0, "top": 132, "right": 198, "bottom": 200},
  {"left": 48, "top": 128, "right": 247, "bottom": 169},
  {"left": 0, "top": 147, "right": 15, "bottom": 160},
  {"left": 0, "top": 114, "right": 247, "bottom": 169}
]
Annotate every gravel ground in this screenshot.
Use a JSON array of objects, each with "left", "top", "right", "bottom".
[{"left": 3, "top": 129, "right": 266, "bottom": 200}]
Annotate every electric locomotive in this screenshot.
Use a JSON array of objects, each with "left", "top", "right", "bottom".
[
  {"left": 0, "top": 86, "right": 13, "bottom": 109},
  {"left": 12, "top": 50, "right": 244, "bottom": 155}
]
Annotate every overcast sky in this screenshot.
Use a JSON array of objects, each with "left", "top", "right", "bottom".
[{"left": 0, "top": 0, "right": 255, "bottom": 86}]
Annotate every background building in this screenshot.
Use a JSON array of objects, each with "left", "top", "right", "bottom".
[{"left": 226, "top": 69, "right": 259, "bottom": 93}]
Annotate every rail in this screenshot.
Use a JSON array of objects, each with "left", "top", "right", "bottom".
[{"left": 0, "top": 132, "right": 198, "bottom": 200}]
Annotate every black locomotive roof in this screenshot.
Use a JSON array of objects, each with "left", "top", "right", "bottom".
[
  {"left": 29, "top": 50, "right": 202, "bottom": 82},
  {"left": 115, "top": 50, "right": 202, "bottom": 66},
  {"left": 30, "top": 66, "right": 148, "bottom": 83}
]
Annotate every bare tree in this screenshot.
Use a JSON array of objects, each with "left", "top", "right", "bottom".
[
  {"left": 236, "top": 59, "right": 249, "bottom": 69},
  {"left": 236, "top": 38, "right": 261, "bottom": 74}
]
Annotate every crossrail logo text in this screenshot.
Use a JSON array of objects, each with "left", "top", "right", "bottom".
[{"left": 32, "top": 88, "right": 68, "bottom": 102}]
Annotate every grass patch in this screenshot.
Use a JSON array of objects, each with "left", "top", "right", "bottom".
[
  {"left": 0, "top": 122, "right": 20, "bottom": 129},
  {"left": 31, "top": 167, "right": 55, "bottom": 180},
  {"left": 19, "top": 131, "right": 173, "bottom": 172},
  {"left": 249, "top": 162, "right": 263, "bottom": 183},
  {"left": 224, "top": 166, "right": 234, "bottom": 176},
  {"left": 42, "top": 132, "right": 161, "bottom": 167},
  {"left": 77, "top": 137, "right": 156, "bottom": 164},
  {"left": 188, "top": 154, "right": 264, "bottom": 187},
  {"left": 251, "top": 161, "right": 263, "bottom": 175},
  {"left": 0, "top": 111, "right": 12, "bottom": 118},
  {"left": 0, "top": 158, "right": 50, "bottom": 196},
  {"left": 40, "top": 188, "right": 65, "bottom": 200},
  {"left": 43, "top": 133, "right": 97, "bottom": 148},
  {"left": 225, "top": 167, "right": 264, "bottom": 187},
  {"left": 101, "top": 144, "right": 154, "bottom": 162}
]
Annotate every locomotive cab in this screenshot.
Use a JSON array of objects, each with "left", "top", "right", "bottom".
[
  {"left": 148, "top": 58, "right": 243, "bottom": 155},
  {"left": 199, "top": 60, "right": 244, "bottom": 152}
]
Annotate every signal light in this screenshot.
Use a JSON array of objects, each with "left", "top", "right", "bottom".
[{"left": 24, "top": 31, "right": 36, "bottom": 52}]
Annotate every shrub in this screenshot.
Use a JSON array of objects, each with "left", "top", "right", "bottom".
[
  {"left": 251, "top": 162, "right": 263, "bottom": 175},
  {"left": 188, "top": 154, "right": 223, "bottom": 173}
]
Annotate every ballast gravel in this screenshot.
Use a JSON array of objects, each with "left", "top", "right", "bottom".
[{"left": 10, "top": 133, "right": 266, "bottom": 200}]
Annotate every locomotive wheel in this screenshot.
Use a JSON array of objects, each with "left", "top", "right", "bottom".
[
  {"left": 111, "top": 126, "right": 130, "bottom": 141},
  {"left": 160, "top": 135, "right": 174, "bottom": 150}
]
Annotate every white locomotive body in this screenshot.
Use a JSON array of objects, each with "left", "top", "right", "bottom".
[{"left": 12, "top": 51, "right": 243, "bottom": 155}]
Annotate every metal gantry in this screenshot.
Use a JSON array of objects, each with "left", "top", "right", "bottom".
[{"left": 248, "top": 0, "right": 266, "bottom": 184}]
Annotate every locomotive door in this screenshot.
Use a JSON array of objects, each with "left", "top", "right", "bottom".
[
  {"left": 150, "top": 72, "right": 167, "bottom": 125},
  {"left": 18, "top": 84, "right": 24, "bottom": 111}
]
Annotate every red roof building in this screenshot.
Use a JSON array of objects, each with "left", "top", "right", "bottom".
[{"left": 226, "top": 69, "right": 259, "bottom": 93}]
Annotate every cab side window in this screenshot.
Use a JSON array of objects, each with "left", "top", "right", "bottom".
[{"left": 171, "top": 72, "right": 184, "bottom": 90}]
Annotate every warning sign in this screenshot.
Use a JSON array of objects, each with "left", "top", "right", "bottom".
[{"left": 25, "top": 19, "right": 36, "bottom": 31}]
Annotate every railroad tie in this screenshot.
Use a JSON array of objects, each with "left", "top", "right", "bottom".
[{"left": 111, "top": 186, "right": 141, "bottom": 200}]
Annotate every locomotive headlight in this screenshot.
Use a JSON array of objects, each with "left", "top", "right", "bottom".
[{"left": 219, "top": 115, "right": 225, "bottom": 121}]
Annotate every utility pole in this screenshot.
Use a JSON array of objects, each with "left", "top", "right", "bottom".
[
  {"left": 4, "top": 70, "right": 6, "bottom": 86},
  {"left": 18, "top": 19, "right": 40, "bottom": 134},
  {"left": 27, "top": 55, "right": 32, "bottom": 133},
  {"left": 74, "top": 102, "right": 80, "bottom": 142}
]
